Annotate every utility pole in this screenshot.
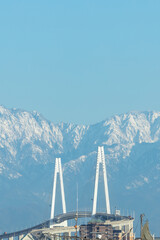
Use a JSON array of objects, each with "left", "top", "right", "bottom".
[
  {"left": 140, "top": 214, "right": 145, "bottom": 238},
  {"left": 74, "top": 183, "right": 78, "bottom": 238}
]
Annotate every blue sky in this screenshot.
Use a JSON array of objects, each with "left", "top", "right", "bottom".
[{"left": 0, "top": 1, "right": 160, "bottom": 124}]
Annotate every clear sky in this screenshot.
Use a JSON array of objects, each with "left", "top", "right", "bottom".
[{"left": 0, "top": 1, "right": 160, "bottom": 124}]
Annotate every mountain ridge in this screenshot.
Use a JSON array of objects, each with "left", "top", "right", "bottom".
[{"left": 0, "top": 106, "right": 160, "bottom": 234}]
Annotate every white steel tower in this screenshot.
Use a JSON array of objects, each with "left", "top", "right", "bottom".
[
  {"left": 50, "top": 158, "right": 67, "bottom": 227},
  {"left": 92, "top": 146, "right": 111, "bottom": 215}
]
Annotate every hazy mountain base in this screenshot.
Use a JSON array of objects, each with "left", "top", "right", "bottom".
[{"left": 0, "top": 107, "right": 160, "bottom": 235}]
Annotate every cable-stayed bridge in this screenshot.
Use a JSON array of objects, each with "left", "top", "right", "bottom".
[{"left": 0, "top": 146, "right": 134, "bottom": 240}]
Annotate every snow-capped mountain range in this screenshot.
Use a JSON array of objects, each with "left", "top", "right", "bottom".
[{"left": 0, "top": 106, "right": 160, "bottom": 235}]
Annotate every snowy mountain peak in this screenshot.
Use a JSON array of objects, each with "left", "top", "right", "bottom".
[{"left": 0, "top": 107, "right": 160, "bottom": 176}]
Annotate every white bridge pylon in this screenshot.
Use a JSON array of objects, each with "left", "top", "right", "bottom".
[
  {"left": 92, "top": 146, "right": 111, "bottom": 215},
  {"left": 50, "top": 158, "right": 67, "bottom": 227}
]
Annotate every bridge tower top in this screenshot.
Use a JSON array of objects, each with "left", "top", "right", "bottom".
[
  {"left": 92, "top": 146, "right": 111, "bottom": 215},
  {"left": 50, "top": 158, "right": 67, "bottom": 226}
]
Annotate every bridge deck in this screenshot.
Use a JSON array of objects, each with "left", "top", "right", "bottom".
[{"left": 0, "top": 211, "right": 131, "bottom": 239}]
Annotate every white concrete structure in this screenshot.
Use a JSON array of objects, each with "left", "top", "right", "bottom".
[
  {"left": 32, "top": 226, "right": 79, "bottom": 236},
  {"left": 29, "top": 226, "right": 79, "bottom": 240},
  {"left": 92, "top": 146, "right": 111, "bottom": 215},
  {"left": 50, "top": 158, "right": 67, "bottom": 227},
  {"left": 18, "top": 234, "right": 24, "bottom": 240}
]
